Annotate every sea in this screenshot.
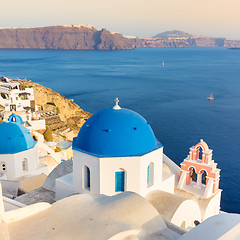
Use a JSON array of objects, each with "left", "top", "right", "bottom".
[{"left": 0, "top": 47, "right": 239, "bottom": 213}]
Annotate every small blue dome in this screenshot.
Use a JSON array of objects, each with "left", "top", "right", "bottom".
[
  {"left": 8, "top": 113, "right": 24, "bottom": 124},
  {"left": 0, "top": 122, "right": 36, "bottom": 154},
  {"left": 73, "top": 107, "right": 163, "bottom": 157}
]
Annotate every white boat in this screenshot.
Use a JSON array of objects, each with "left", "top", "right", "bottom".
[{"left": 208, "top": 93, "right": 214, "bottom": 101}]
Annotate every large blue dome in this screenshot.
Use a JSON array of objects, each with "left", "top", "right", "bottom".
[
  {"left": 73, "top": 107, "right": 163, "bottom": 157},
  {"left": 0, "top": 122, "right": 36, "bottom": 154}
]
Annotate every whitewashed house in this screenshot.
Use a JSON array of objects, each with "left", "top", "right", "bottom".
[{"left": 0, "top": 77, "right": 35, "bottom": 112}]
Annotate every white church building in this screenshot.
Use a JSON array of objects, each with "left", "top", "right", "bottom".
[
  {"left": 56, "top": 98, "right": 174, "bottom": 199},
  {"left": 0, "top": 115, "right": 48, "bottom": 180},
  {"left": 54, "top": 99, "right": 222, "bottom": 228}
]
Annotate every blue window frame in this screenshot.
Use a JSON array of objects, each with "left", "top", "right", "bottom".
[
  {"left": 115, "top": 171, "right": 125, "bottom": 192},
  {"left": 147, "top": 163, "right": 154, "bottom": 187},
  {"left": 87, "top": 167, "right": 90, "bottom": 188},
  {"left": 83, "top": 166, "right": 90, "bottom": 190}
]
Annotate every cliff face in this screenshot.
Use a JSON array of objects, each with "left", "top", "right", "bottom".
[
  {"left": 132, "top": 30, "right": 240, "bottom": 48},
  {"left": 132, "top": 36, "right": 216, "bottom": 48},
  {"left": 224, "top": 39, "right": 240, "bottom": 48},
  {"left": 96, "top": 29, "right": 134, "bottom": 50},
  {"left": 22, "top": 81, "right": 92, "bottom": 141},
  {"left": 0, "top": 26, "right": 239, "bottom": 50},
  {"left": 0, "top": 25, "right": 134, "bottom": 50}
]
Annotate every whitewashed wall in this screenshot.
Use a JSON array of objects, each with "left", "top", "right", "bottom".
[
  {"left": 171, "top": 200, "right": 201, "bottom": 228},
  {"left": 0, "top": 144, "right": 48, "bottom": 180},
  {"left": 73, "top": 150, "right": 100, "bottom": 194},
  {"left": 99, "top": 156, "right": 141, "bottom": 196},
  {"left": 55, "top": 173, "right": 74, "bottom": 200},
  {"left": 140, "top": 148, "right": 163, "bottom": 196},
  {"left": 72, "top": 147, "right": 166, "bottom": 197},
  {"left": 201, "top": 191, "right": 222, "bottom": 220}
]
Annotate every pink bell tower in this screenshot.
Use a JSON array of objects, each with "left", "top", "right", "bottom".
[{"left": 178, "top": 139, "right": 220, "bottom": 198}]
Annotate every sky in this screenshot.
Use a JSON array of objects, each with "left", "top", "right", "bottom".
[{"left": 0, "top": 0, "right": 240, "bottom": 38}]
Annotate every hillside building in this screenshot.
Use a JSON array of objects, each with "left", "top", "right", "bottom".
[{"left": 0, "top": 77, "right": 35, "bottom": 112}]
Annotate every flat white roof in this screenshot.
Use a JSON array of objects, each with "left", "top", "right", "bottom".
[
  {"left": 0, "top": 86, "right": 10, "bottom": 94},
  {"left": 3, "top": 196, "right": 26, "bottom": 211},
  {"left": 0, "top": 82, "right": 19, "bottom": 88}
]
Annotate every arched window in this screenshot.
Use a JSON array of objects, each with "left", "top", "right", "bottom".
[
  {"left": 83, "top": 166, "right": 90, "bottom": 190},
  {"left": 22, "top": 158, "right": 28, "bottom": 172},
  {"left": 198, "top": 147, "right": 203, "bottom": 160},
  {"left": 147, "top": 163, "right": 154, "bottom": 187},
  {"left": 190, "top": 167, "right": 197, "bottom": 182},
  {"left": 115, "top": 169, "right": 125, "bottom": 192},
  {"left": 201, "top": 170, "right": 207, "bottom": 185}
]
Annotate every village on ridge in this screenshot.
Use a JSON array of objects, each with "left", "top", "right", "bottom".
[{"left": 0, "top": 76, "right": 239, "bottom": 240}]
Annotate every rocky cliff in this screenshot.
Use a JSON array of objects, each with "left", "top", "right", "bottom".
[
  {"left": 0, "top": 25, "right": 134, "bottom": 50},
  {"left": 132, "top": 30, "right": 240, "bottom": 48},
  {"left": 0, "top": 26, "right": 239, "bottom": 50},
  {"left": 22, "top": 80, "right": 92, "bottom": 141}
]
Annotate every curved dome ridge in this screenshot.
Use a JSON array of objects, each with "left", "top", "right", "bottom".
[
  {"left": 0, "top": 122, "right": 36, "bottom": 154},
  {"left": 73, "top": 107, "right": 163, "bottom": 157}
]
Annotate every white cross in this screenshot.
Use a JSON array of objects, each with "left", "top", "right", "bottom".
[
  {"left": 115, "top": 97, "right": 119, "bottom": 106},
  {"left": 113, "top": 97, "right": 121, "bottom": 110}
]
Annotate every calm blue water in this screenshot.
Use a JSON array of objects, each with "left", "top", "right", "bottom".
[{"left": 0, "top": 48, "right": 239, "bottom": 213}]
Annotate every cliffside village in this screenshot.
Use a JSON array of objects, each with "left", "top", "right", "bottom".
[
  {"left": 0, "top": 76, "right": 239, "bottom": 240},
  {"left": 0, "top": 76, "right": 73, "bottom": 194}
]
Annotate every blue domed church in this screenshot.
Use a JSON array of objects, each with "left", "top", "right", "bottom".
[
  {"left": 53, "top": 99, "right": 222, "bottom": 229},
  {"left": 0, "top": 113, "right": 48, "bottom": 180},
  {"left": 56, "top": 99, "right": 175, "bottom": 199}
]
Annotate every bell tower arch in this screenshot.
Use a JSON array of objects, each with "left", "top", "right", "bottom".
[{"left": 178, "top": 139, "right": 220, "bottom": 198}]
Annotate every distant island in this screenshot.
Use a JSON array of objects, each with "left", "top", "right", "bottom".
[
  {"left": 0, "top": 25, "right": 239, "bottom": 50},
  {"left": 134, "top": 30, "right": 240, "bottom": 48}
]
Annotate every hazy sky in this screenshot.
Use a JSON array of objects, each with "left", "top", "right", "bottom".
[{"left": 1, "top": 0, "right": 240, "bottom": 38}]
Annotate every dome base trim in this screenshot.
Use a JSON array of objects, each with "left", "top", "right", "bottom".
[
  {"left": 73, "top": 138, "right": 163, "bottom": 158},
  {"left": 0, "top": 141, "right": 37, "bottom": 155}
]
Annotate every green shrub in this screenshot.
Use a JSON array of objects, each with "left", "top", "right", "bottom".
[
  {"left": 44, "top": 126, "right": 53, "bottom": 142},
  {"left": 56, "top": 106, "right": 60, "bottom": 114}
]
